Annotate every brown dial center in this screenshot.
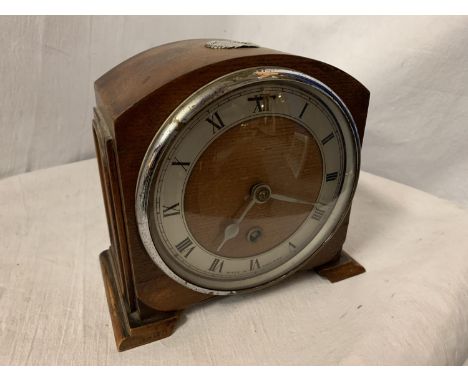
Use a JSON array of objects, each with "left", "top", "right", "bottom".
[{"left": 184, "top": 116, "right": 323, "bottom": 258}]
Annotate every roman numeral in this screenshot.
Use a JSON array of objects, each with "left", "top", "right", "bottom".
[
  {"left": 171, "top": 157, "right": 190, "bottom": 172},
  {"left": 311, "top": 208, "right": 325, "bottom": 221},
  {"left": 247, "top": 95, "right": 276, "bottom": 113},
  {"left": 298, "top": 102, "right": 309, "bottom": 119},
  {"left": 288, "top": 242, "right": 297, "bottom": 253},
  {"left": 326, "top": 172, "right": 338, "bottom": 182},
  {"left": 248, "top": 95, "right": 264, "bottom": 113},
  {"left": 175, "top": 237, "right": 195, "bottom": 257},
  {"left": 250, "top": 259, "right": 261, "bottom": 271},
  {"left": 206, "top": 111, "right": 225, "bottom": 133},
  {"left": 321, "top": 133, "right": 335, "bottom": 145},
  {"left": 208, "top": 258, "right": 224, "bottom": 272},
  {"left": 163, "top": 203, "right": 180, "bottom": 217}
]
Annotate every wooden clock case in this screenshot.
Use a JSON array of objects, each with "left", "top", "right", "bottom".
[{"left": 93, "top": 39, "right": 370, "bottom": 351}]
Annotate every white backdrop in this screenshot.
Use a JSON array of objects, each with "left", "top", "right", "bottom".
[{"left": 1, "top": 16, "right": 467, "bottom": 206}]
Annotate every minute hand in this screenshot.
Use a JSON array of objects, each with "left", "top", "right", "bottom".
[{"left": 270, "top": 193, "right": 315, "bottom": 206}]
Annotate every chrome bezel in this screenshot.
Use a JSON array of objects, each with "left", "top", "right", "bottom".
[{"left": 135, "top": 67, "right": 361, "bottom": 295}]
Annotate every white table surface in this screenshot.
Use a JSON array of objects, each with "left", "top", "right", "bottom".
[{"left": 1, "top": 159, "right": 468, "bottom": 365}]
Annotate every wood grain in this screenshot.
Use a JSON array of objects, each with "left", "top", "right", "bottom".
[
  {"left": 93, "top": 111, "right": 135, "bottom": 311},
  {"left": 99, "top": 250, "right": 179, "bottom": 351}
]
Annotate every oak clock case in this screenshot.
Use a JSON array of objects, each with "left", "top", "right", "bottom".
[{"left": 93, "top": 39, "right": 370, "bottom": 351}]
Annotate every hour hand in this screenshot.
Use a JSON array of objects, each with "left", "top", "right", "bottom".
[
  {"left": 217, "top": 198, "right": 255, "bottom": 252},
  {"left": 270, "top": 193, "right": 315, "bottom": 206},
  {"left": 216, "top": 222, "right": 239, "bottom": 252}
]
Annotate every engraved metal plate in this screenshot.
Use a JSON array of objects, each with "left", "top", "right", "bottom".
[{"left": 205, "top": 39, "right": 259, "bottom": 49}]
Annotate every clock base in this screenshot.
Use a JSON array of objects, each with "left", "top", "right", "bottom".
[
  {"left": 99, "top": 250, "right": 180, "bottom": 351},
  {"left": 315, "top": 250, "right": 366, "bottom": 283}
]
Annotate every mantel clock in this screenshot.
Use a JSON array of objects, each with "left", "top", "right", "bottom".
[{"left": 93, "top": 39, "right": 370, "bottom": 351}]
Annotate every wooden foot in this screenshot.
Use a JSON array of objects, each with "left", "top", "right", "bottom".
[
  {"left": 99, "top": 250, "right": 180, "bottom": 351},
  {"left": 315, "top": 250, "right": 366, "bottom": 283}
]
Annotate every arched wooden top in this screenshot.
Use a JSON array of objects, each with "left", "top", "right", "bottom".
[{"left": 94, "top": 39, "right": 369, "bottom": 143}]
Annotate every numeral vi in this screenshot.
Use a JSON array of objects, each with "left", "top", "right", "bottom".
[{"left": 209, "top": 258, "right": 224, "bottom": 272}]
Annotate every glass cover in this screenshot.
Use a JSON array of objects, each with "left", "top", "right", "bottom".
[{"left": 140, "top": 69, "right": 359, "bottom": 293}]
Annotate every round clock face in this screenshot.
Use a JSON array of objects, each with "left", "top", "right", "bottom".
[{"left": 136, "top": 67, "right": 360, "bottom": 294}]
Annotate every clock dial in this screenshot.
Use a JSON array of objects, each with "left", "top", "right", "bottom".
[
  {"left": 140, "top": 68, "right": 359, "bottom": 293},
  {"left": 185, "top": 115, "right": 323, "bottom": 259}
]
